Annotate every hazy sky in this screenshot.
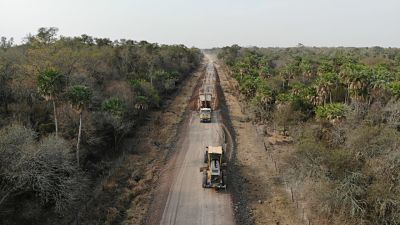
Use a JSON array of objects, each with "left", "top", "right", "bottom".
[{"left": 1, "top": 0, "right": 399, "bottom": 48}]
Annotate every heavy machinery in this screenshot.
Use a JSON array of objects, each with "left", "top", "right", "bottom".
[
  {"left": 199, "top": 93, "right": 212, "bottom": 122},
  {"left": 200, "top": 146, "right": 227, "bottom": 189},
  {"left": 198, "top": 63, "right": 216, "bottom": 123},
  {"left": 199, "top": 108, "right": 211, "bottom": 123},
  {"left": 199, "top": 93, "right": 212, "bottom": 108}
]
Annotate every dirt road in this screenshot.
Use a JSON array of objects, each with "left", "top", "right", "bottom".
[
  {"left": 149, "top": 61, "right": 236, "bottom": 225},
  {"left": 160, "top": 111, "right": 234, "bottom": 225}
]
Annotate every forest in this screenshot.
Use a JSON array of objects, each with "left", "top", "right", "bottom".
[
  {"left": 218, "top": 45, "right": 400, "bottom": 225},
  {"left": 0, "top": 27, "right": 202, "bottom": 224}
]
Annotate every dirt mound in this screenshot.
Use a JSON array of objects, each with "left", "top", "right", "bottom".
[{"left": 213, "top": 68, "right": 221, "bottom": 110}]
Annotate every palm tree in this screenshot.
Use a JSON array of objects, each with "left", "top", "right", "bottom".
[
  {"left": 317, "top": 60, "right": 335, "bottom": 76},
  {"left": 239, "top": 77, "right": 258, "bottom": 100},
  {"left": 280, "top": 63, "right": 300, "bottom": 89},
  {"left": 234, "top": 61, "right": 249, "bottom": 81},
  {"left": 256, "top": 79, "right": 273, "bottom": 105},
  {"left": 67, "top": 85, "right": 91, "bottom": 166},
  {"left": 369, "top": 65, "right": 393, "bottom": 103},
  {"left": 285, "top": 82, "right": 316, "bottom": 110},
  {"left": 135, "top": 96, "right": 149, "bottom": 110},
  {"left": 101, "top": 98, "right": 127, "bottom": 151},
  {"left": 255, "top": 56, "right": 272, "bottom": 78},
  {"left": 314, "top": 72, "right": 339, "bottom": 105},
  {"left": 37, "top": 69, "right": 66, "bottom": 136},
  {"left": 339, "top": 63, "right": 372, "bottom": 103},
  {"left": 300, "top": 60, "right": 313, "bottom": 79}
]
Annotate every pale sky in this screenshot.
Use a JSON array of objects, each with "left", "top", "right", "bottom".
[{"left": 1, "top": 0, "right": 399, "bottom": 48}]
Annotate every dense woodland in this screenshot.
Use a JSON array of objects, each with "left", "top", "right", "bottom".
[
  {"left": 218, "top": 45, "right": 400, "bottom": 224},
  {"left": 0, "top": 27, "right": 202, "bottom": 224}
]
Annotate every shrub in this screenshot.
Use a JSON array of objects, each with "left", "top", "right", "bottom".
[
  {"left": 347, "top": 126, "right": 399, "bottom": 158},
  {"left": 388, "top": 81, "right": 400, "bottom": 99},
  {"left": 102, "top": 98, "right": 126, "bottom": 118},
  {"left": 316, "top": 103, "right": 347, "bottom": 121}
]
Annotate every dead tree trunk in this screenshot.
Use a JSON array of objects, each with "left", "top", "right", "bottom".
[
  {"left": 53, "top": 100, "right": 58, "bottom": 136},
  {"left": 76, "top": 112, "right": 82, "bottom": 166}
]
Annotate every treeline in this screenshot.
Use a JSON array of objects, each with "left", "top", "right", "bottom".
[
  {"left": 0, "top": 27, "right": 202, "bottom": 224},
  {"left": 218, "top": 45, "right": 400, "bottom": 224}
]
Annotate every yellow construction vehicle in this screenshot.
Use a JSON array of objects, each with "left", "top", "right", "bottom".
[{"left": 200, "top": 146, "right": 227, "bottom": 189}]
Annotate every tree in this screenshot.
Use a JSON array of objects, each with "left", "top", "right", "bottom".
[
  {"left": 217, "top": 44, "right": 241, "bottom": 66},
  {"left": 37, "top": 69, "right": 66, "bottom": 136},
  {"left": 317, "top": 60, "right": 335, "bottom": 75},
  {"left": 239, "top": 77, "right": 258, "bottom": 100},
  {"left": 79, "top": 34, "right": 94, "bottom": 46},
  {"left": 67, "top": 85, "right": 91, "bottom": 166},
  {"left": 288, "top": 82, "right": 316, "bottom": 111},
  {"left": 102, "top": 98, "right": 126, "bottom": 118},
  {"left": 0, "top": 37, "right": 13, "bottom": 49},
  {"left": 339, "top": 63, "right": 372, "bottom": 102},
  {"left": 101, "top": 98, "right": 132, "bottom": 151},
  {"left": 369, "top": 65, "right": 393, "bottom": 102},
  {"left": 0, "top": 59, "right": 15, "bottom": 113},
  {"left": 300, "top": 59, "right": 313, "bottom": 79},
  {"left": 0, "top": 124, "right": 86, "bottom": 213},
  {"left": 130, "top": 79, "right": 160, "bottom": 109},
  {"left": 95, "top": 38, "right": 112, "bottom": 47},
  {"left": 250, "top": 79, "right": 273, "bottom": 120},
  {"left": 36, "top": 27, "right": 59, "bottom": 44},
  {"left": 280, "top": 63, "right": 300, "bottom": 89},
  {"left": 314, "top": 72, "right": 339, "bottom": 105}
]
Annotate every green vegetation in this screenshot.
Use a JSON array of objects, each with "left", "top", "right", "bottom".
[
  {"left": 37, "top": 69, "right": 67, "bottom": 136},
  {"left": 315, "top": 103, "right": 347, "bottom": 121},
  {"left": 218, "top": 45, "right": 400, "bottom": 224},
  {"left": 0, "top": 27, "right": 201, "bottom": 224}
]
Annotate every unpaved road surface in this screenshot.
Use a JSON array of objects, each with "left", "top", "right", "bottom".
[
  {"left": 148, "top": 61, "right": 236, "bottom": 225},
  {"left": 160, "top": 111, "right": 234, "bottom": 225}
]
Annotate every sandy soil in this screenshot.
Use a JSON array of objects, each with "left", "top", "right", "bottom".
[{"left": 212, "top": 53, "right": 306, "bottom": 225}]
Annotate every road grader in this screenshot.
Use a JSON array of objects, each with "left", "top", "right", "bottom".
[{"left": 200, "top": 146, "right": 227, "bottom": 189}]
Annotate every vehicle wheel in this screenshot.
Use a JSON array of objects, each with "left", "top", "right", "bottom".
[
  {"left": 204, "top": 151, "right": 208, "bottom": 163},
  {"left": 202, "top": 172, "right": 207, "bottom": 188}
]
